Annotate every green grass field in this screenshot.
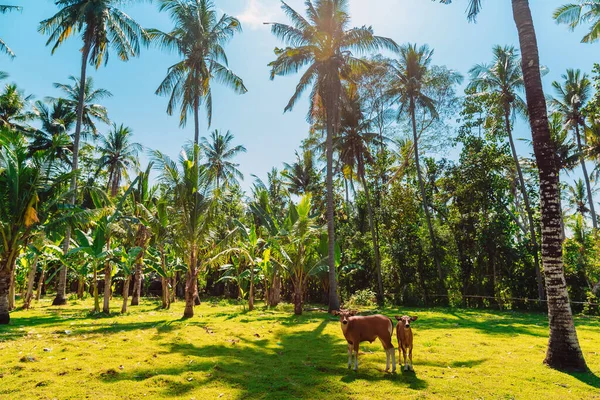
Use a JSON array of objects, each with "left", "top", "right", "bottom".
[{"left": 1, "top": 298, "right": 599, "bottom": 400}]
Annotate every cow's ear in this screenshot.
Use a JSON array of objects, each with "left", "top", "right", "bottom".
[
  {"left": 411, "top": 316, "right": 418, "bottom": 322},
  {"left": 332, "top": 310, "right": 340, "bottom": 316},
  {"left": 394, "top": 316, "right": 401, "bottom": 321},
  {"left": 349, "top": 310, "right": 358, "bottom": 316}
]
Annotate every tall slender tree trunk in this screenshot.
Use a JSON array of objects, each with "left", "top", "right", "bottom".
[
  {"left": 410, "top": 100, "right": 446, "bottom": 298},
  {"left": 121, "top": 275, "right": 131, "bottom": 314},
  {"left": 183, "top": 255, "right": 197, "bottom": 319},
  {"left": 161, "top": 277, "right": 170, "bottom": 309},
  {"left": 360, "top": 172, "right": 384, "bottom": 305},
  {"left": 512, "top": 0, "right": 587, "bottom": 372},
  {"left": 0, "top": 266, "right": 11, "bottom": 324},
  {"left": 23, "top": 254, "right": 39, "bottom": 310},
  {"left": 504, "top": 105, "right": 545, "bottom": 300},
  {"left": 93, "top": 262, "right": 100, "bottom": 313},
  {"left": 36, "top": 266, "right": 45, "bottom": 301},
  {"left": 293, "top": 281, "right": 303, "bottom": 315},
  {"left": 8, "top": 268, "right": 15, "bottom": 311},
  {"left": 103, "top": 237, "right": 112, "bottom": 314},
  {"left": 575, "top": 124, "right": 597, "bottom": 230},
  {"left": 324, "top": 84, "right": 340, "bottom": 312},
  {"left": 248, "top": 264, "right": 255, "bottom": 311},
  {"left": 54, "top": 41, "right": 91, "bottom": 306},
  {"left": 193, "top": 95, "right": 200, "bottom": 162},
  {"left": 131, "top": 225, "right": 149, "bottom": 306}
]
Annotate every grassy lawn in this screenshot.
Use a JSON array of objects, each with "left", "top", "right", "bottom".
[{"left": 1, "top": 298, "right": 599, "bottom": 399}]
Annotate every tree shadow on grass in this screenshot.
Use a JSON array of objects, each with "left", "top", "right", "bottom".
[
  {"left": 97, "top": 315, "right": 433, "bottom": 399},
  {"left": 567, "top": 370, "right": 600, "bottom": 389}
]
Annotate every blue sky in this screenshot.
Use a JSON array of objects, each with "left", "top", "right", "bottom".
[{"left": 0, "top": 0, "right": 598, "bottom": 194}]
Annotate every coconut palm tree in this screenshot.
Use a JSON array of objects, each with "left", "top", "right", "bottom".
[
  {"left": 551, "top": 70, "right": 596, "bottom": 229},
  {"left": 51, "top": 76, "right": 111, "bottom": 137},
  {"left": 439, "top": 0, "right": 588, "bottom": 373},
  {"left": 46, "top": 76, "right": 111, "bottom": 304},
  {"left": 282, "top": 150, "right": 319, "bottom": 196},
  {"left": 335, "top": 86, "right": 385, "bottom": 304},
  {"left": 0, "top": 129, "right": 42, "bottom": 324},
  {"left": 29, "top": 99, "right": 76, "bottom": 167},
  {"left": 468, "top": 45, "right": 544, "bottom": 300},
  {"left": 268, "top": 0, "right": 397, "bottom": 311},
  {"left": 152, "top": 145, "right": 216, "bottom": 318},
  {"left": 554, "top": 1, "right": 600, "bottom": 43},
  {"left": 149, "top": 0, "right": 247, "bottom": 156},
  {"left": 0, "top": 5, "right": 21, "bottom": 58},
  {"left": 0, "top": 83, "right": 34, "bottom": 130},
  {"left": 199, "top": 130, "right": 246, "bottom": 189},
  {"left": 40, "top": 1, "right": 147, "bottom": 305},
  {"left": 97, "top": 124, "right": 142, "bottom": 197},
  {"left": 387, "top": 43, "right": 461, "bottom": 297}
]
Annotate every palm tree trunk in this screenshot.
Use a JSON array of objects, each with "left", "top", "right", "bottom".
[
  {"left": 360, "top": 171, "right": 384, "bottom": 305},
  {"left": 8, "top": 267, "right": 15, "bottom": 311},
  {"left": 121, "top": 275, "right": 131, "bottom": 314},
  {"left": 93, "top": 262, "right": 100, "bottom": 313},
  {"left": 103, "top": 236, "right": 112, "bottom": 314},
  {"left": 183, "top": 250, "right": 198, "bottom": 318},
  {"left": 293, "top": 281, "right": 303, "bottom": 315},
  {"left": 575, "top": 124, "right": 597, "bottom": 229},
  {"left": 161, "top": 277, "right": 170, "bottom": 309},
  {"left": 131, "top": 225, "right": 149, "bottom": 306},
  {"left": 77, "top": 276, "right": 85, "bottom": 299},
  {"left": 410, "top": 100, "right": 445, "bottom": 298},
  {"left": 23, "top": 254, "right": 39, "bottom": 310},
  {"left": 324, "top": 84, "right": 340, "bottom": 312},
  {"left": 248, "top": 264, "right": 255, "bottom": 311},
  {"left": 193, "top": 95, "right": 200, "bottom": 162},
  {"left": 0, "top": 266, "right": 11, "bottom": 324},
  {"left": 504, "top": 105, "right": 545, "bottom": 300},
  {"left": 54, "top": 41, "right": 91, "bottom": 306},
  {"left": 36, "top": 266, "right": 45, "bottom": 300},
  {"left": 512, "top": 0, "right": 587, "bottom": 372}
]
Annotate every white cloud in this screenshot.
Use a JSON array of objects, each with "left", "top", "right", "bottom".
[{"left": 237, "top": 0, "right": 284, "bottom": 30}]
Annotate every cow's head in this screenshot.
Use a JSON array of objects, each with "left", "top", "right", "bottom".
[
  {"left": 395, "top": 315, "right": 418, "bottom": 329},
  {"left": 333, "top": 309, "right": 357, "bottom": 325}
]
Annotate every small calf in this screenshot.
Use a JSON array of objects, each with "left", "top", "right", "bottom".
[
  {"left": 395, "top": 315, "right": 417, "bottom": 371},
  {"left": 333, "top": 310, "right": 396, "bottom": 372}
]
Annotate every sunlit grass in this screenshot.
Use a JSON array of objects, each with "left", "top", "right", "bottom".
[{"left": 1, "top": 297, "right": 599, "bottom": 399}]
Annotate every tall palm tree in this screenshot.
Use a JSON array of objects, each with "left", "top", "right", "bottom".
[
  {"left": 387, "top": 43, "right": 460, "bottom": 297},
  {"left": 0, "top": 129, "right": 42, "bottom": 324},
  {"left": 150, "top": 0, "right": 247, "bottom": 157},
  {"left": 0, "top": 5, "right": 21, "bottom": 58},
  {"left": 551, "top": 70, "right": 596, "bottom": 230},
  {"left": 567, "top": 179, "right": 590, "bottom": 219},
  {"left": 51, "top": 76, "right": 111, "bottom": 137},
  {"left": 152, "top": 145, "right": 216, "bottom": 318},
  {"left": 282, "top": 150, "right": 319, "bottom": 196},
  {"left": 335, "top": 86, "right": 385, "bottom": 304},
  {"left": 554, "top": 0, "right": 600, "bottom": 43},
  {"left": 97, "top": 123, "right": 142, "bottom": 197},
  {"left": 39, "top": 0, "right": 147, "bottom": 305},
  {"left": 199, "top": 129, "right": 246, "bottom": 189},
  {"left": 268, "top": 0, "right": 397, "bottom": 311},
  {"left": 468, "top": 45, "right": 544, "bottom": 300},
  {"left": 439, "top": 0, "right": 588, "bottom": 373}
]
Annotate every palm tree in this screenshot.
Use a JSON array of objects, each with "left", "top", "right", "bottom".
[
  {"left": 0, "top": 83, "right": 34, "bottom": 130},
  {"left": 29, "top": 99, "right": 76, "bottom": 167},
  {"left": 439, "top": 0, "right": 588, "bottom": 373},
  {"left": 150, "top": 0, "right": 247, "bottom": 157},
  {"left": 282, "top": 150, "right": 319, "bottom": 196},
  {"left": 568, "top": 179, "right": 590, "bottom": 219},
  {"left": 268, "top": 0, "right": 397, "bottom": 311},
  {"left": 554, "top": 0, "right": 600, "bottom": 43},
  {"left": 97, "top": 124, "right": 142, "bottom": 197},
  {"left": 551, "top": 70, "right": 596, "bottom": 230},
  {"left": 51, "top": 76, "right": 111, "bottom": 137},
  {"left": 199, "top": 130, "right": 246, "bottom": 189},
  {"left": 335, "top": 86, "right": 385, "bottom": 304},
  {"left": 0, "top": 129, "right": 42, "bottom": 324},
  {"left": 468, "top": 45, "right": 544, "bottom": 300},
  {"left": 152, "top": 145, "right": 216, "bottom": 318},
  {"left": 46, "top": 76, "right": 112, "bottom": 305},
  {"left": 0, "top": 5, "right": 21, "bottom": 58},
  {"left": 39, "top": 1, "right": 147, "bottom": 305},
  {"left": 387, "top": 43, "right": 460, "bottom": 297}
]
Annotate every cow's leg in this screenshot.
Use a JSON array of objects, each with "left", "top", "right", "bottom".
[
  {"left": 409, "top": 346, "right": 413, "bottom": 371},
  {"left": 380, "top": 339, "right": 390, "bottom": 372},
  {"left": 353, "top": 342, "right": 359, "bottom": 371},
  {"left": 402, "top": 346, "right": 408, "bottom": 371},
  {"left": 390, "top": 347, "right": 396, "bottom": 372},
  {"left": 347, "top": 343, "right": 353, "bottom": 369}
]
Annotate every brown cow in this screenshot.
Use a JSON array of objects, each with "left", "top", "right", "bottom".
[
  {"left": 395, "top": 315, "right": 417, "bottom": 371},
  {"left": 333, "top": 310, "right": 396, "bottom": 372}
]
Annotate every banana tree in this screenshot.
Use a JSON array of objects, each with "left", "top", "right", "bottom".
[{"left": 113, "top": 246, "right": 142, "bottom": 313}]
